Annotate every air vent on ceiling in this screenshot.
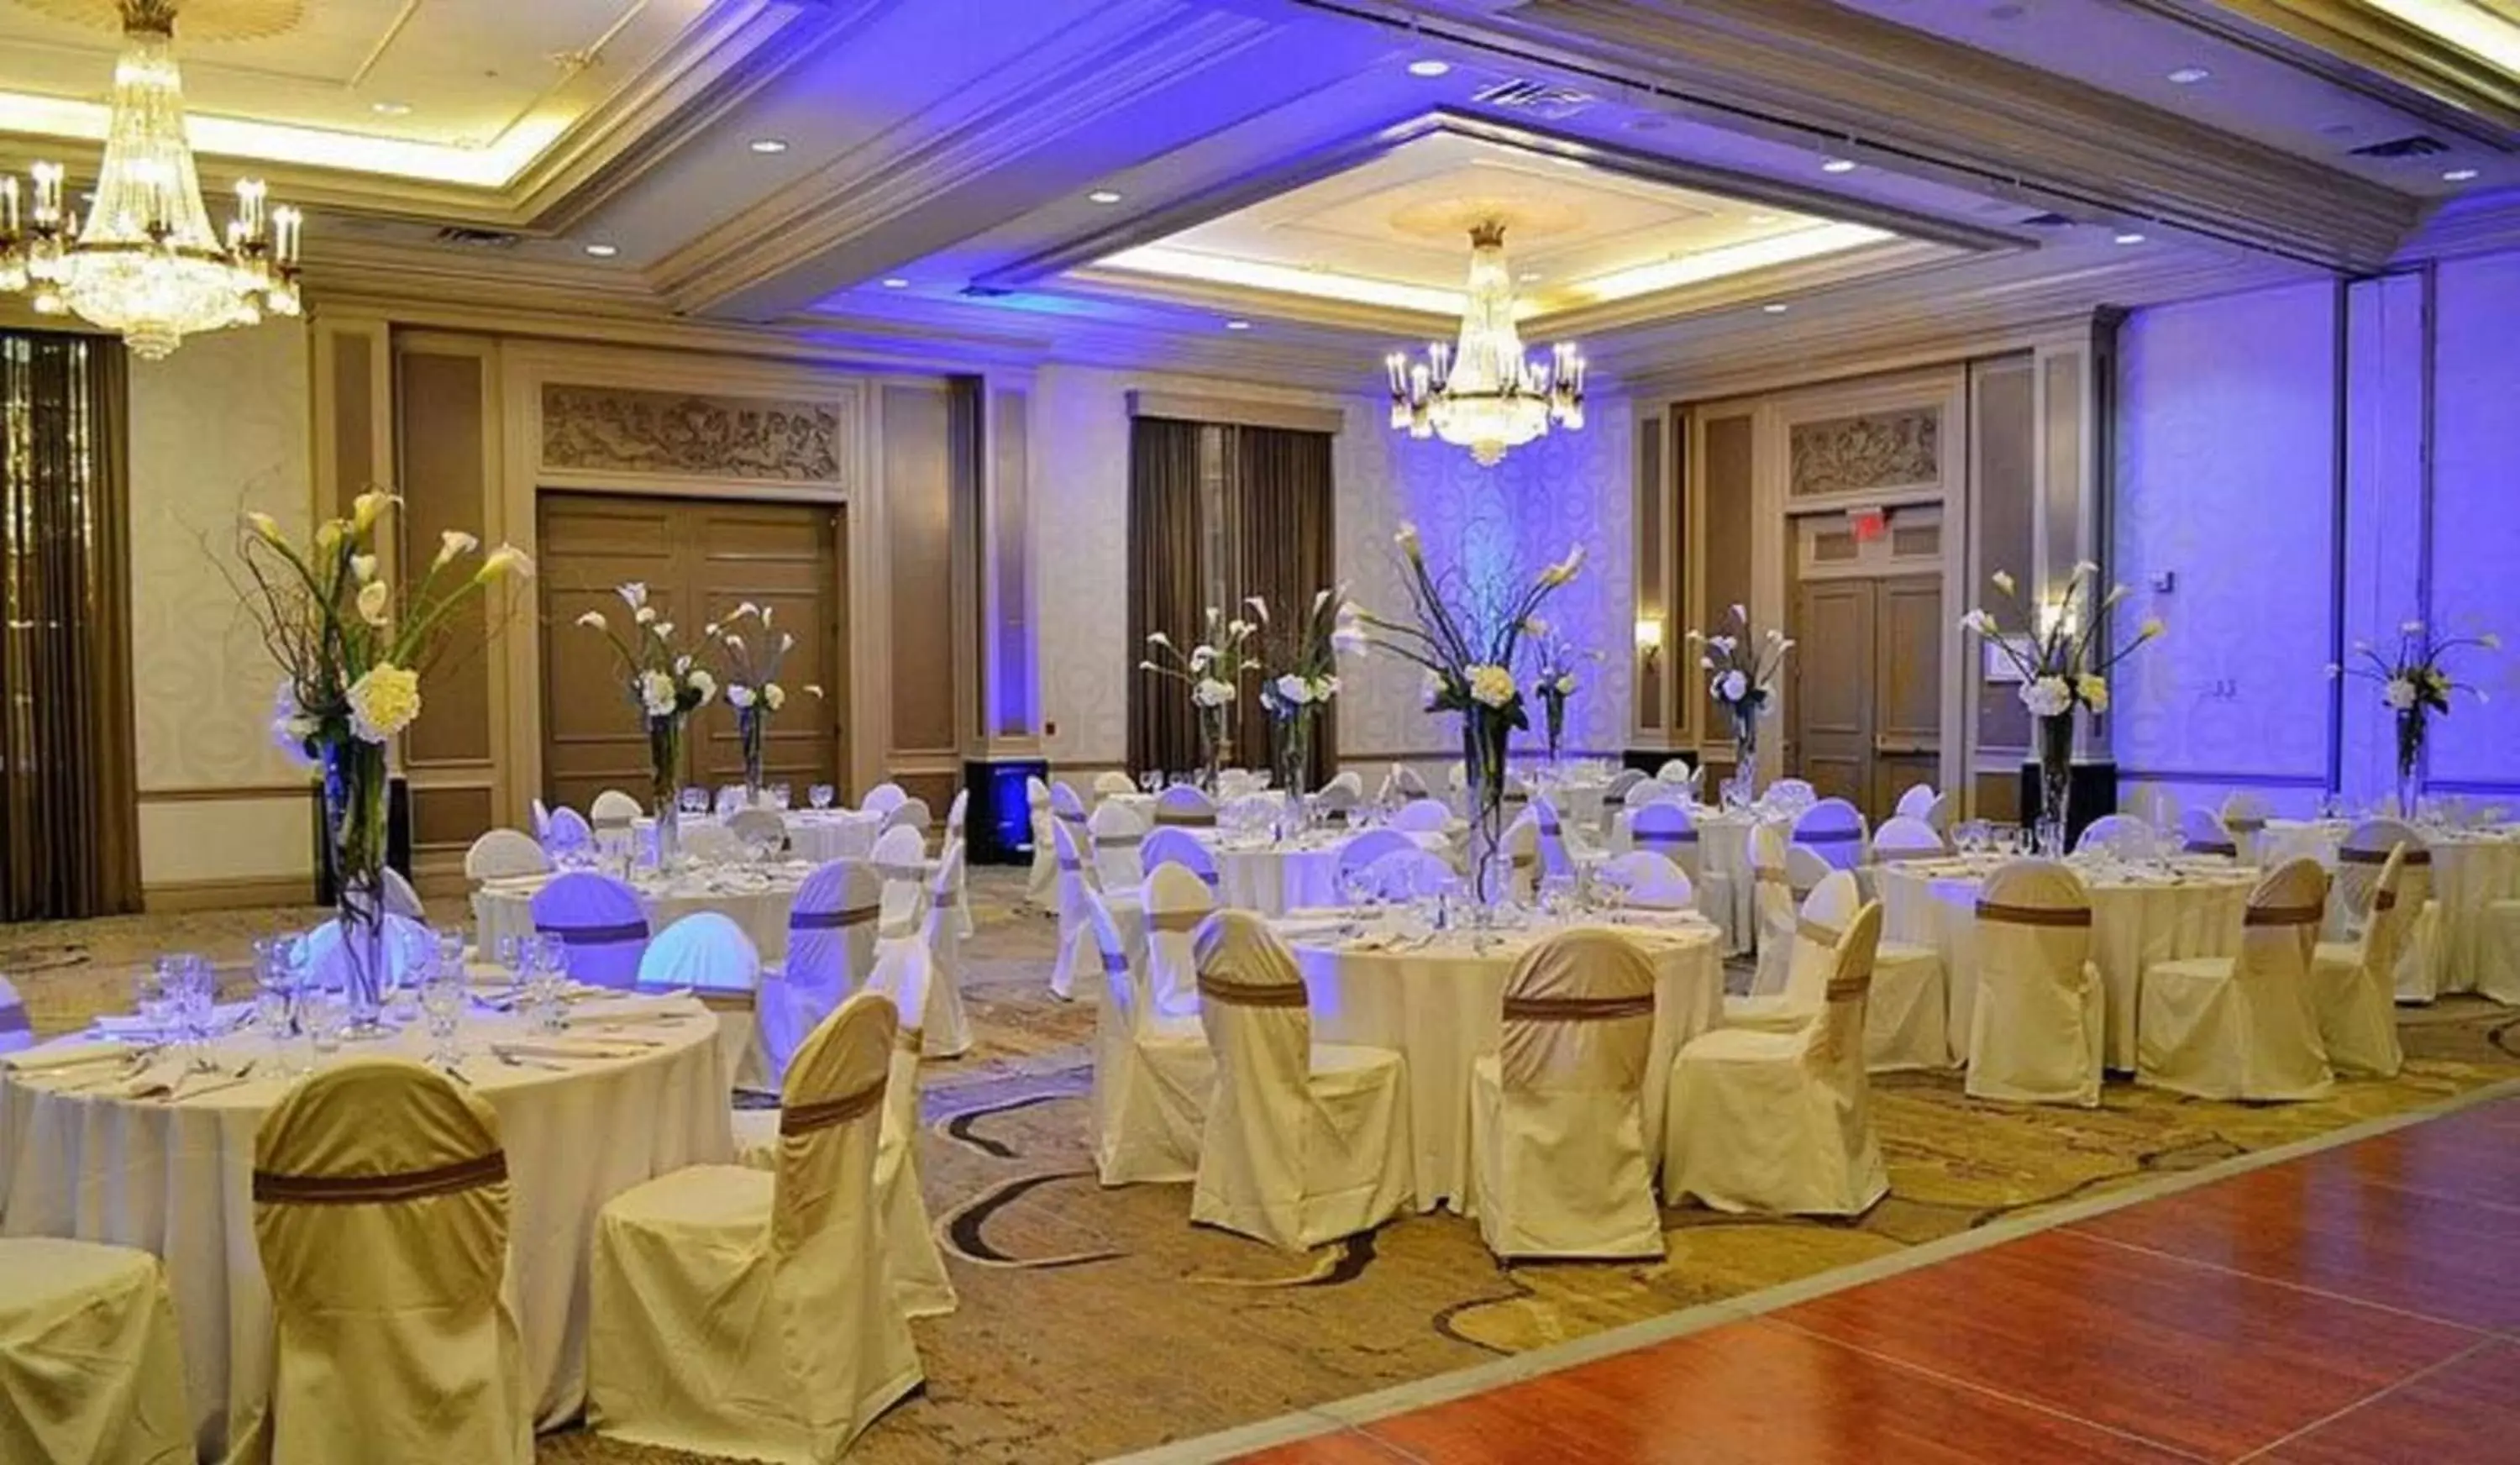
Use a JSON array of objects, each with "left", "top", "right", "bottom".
[
  {"left": 2349, "top": 134, "right": 2449, "bottom": 159},
  {"left": 433, "top": 226, "right": 520, "bottom": 249},
  {"left": 1472, "top": 78, "right": 1596, "bottom": 119},
  {"left": 2019, "top": 211, "right": 2075, "bottom": 228},
  {"left": 960, "top": 285, "right": 1011, "bottom": 299}
]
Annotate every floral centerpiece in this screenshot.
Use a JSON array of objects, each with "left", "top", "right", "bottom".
[
  {"left": 1961, "top": 563, "right": 2163, "bottom": 854},
  {"left": 709, "top": 601, "right": 823, "bottom": 806},
  {"left": 1687, "top": 604, "right": 1791, "bottom": 806},
  {"left": 242, "top": 491, "right": 531, "bottom": 1033},
  {"left": 1526, "top": 623, "right": 1595, "bottom": 765},
  {"left": 1354, "top": 522, "right": 1583, "bottom": 904},
  {"left": 1140, "top": 607, "right": 1261, "bottom": 789},
  {"left": 1255, "top": 589, "right": 1364, "bottom": 799},
  {"left": 577, "top": 583, "right": 717, "bottom": 861},
  {"left": 2331, "top": 619, "right": 2498, "bottom": 815}
]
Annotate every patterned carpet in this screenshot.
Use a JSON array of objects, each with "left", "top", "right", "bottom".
[{"left": 9, "top": 871, "right": 2520, "bottom": 1464}]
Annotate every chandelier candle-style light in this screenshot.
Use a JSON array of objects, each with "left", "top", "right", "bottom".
[
  {"left": 1383, "top": 221, "right": 1584, "bottom": 466},
  {"left": 0, "top": 1, "right": 302, "bottom": 359}
]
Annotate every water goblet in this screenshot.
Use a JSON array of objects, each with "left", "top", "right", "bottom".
[
  {"left": 809, "top": 784, "right": 834, "bottom": 811},
  {"left": 420, "top": 972, "right": 466, "bottom": 1069},
  {"left": 303, "top": 985, "right": 349, "bottom": 1058}
]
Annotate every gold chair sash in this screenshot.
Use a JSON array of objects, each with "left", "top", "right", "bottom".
[
  {"left": 2243, "top": 902, "right": 2325, "bottom": 927},
  {"left": 2341, "top": 845, "right": 2428, "bottom": 866},
  {"left": 1973, "top": 901, "right": 2093, "bottom": 927},
  {"left": 780, "top": 1077, "right": 889, "bottom": 1136},
  {"left": 1501, "top": 993, "right": 1655, "bottom": 1022},
  {"left": 254, "top": 1149, "right": 507, "bottom": 1206},
  {"left": 1195, "top": 976, "right": 1309, "bottom": 1009}
]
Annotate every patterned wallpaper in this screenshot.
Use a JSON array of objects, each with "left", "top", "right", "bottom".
[
  {"left": 128, "top": 322, "right": 315, "bottom": 793},
  {"left": 1031, "top": 364, "right": 1634, "bottom": 769}
]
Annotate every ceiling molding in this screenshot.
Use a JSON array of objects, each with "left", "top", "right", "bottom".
[
  {"left": 2159, "top": 0, "right": 2520, "bottom": 139},
  {"left": 1296, "top": 0, "right": 2422, "bottom": 269},
  {"left": 2393, "top": 190, "right": 2520, "bottom": 262}
]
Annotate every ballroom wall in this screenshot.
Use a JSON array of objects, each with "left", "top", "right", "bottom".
[
  {"left": 1031, "top": 363, "right": 1633, "bottom": 778},
  {"left": 2112, "top": 255, "right": 2520, "bottom": 818}
]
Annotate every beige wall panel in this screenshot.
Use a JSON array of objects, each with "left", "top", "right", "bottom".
[
  {"left": 399, "top": 351, "right": 495, "bottom": 769},
  {"left": 1699, "top": 413, "right": 1755, "bottom": 740},
  {"left": 412, "top": 785, "right": 495, "bottom": 851},
  {"left": 882, "top": 384, "right": 957, "bottom": 756}
]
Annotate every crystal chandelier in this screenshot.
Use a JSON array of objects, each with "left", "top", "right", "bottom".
[
  {"left": 0, "top": 1, "right": 302, "bottom": 360},
  {"left": 1383, "top": 221, "right": 1584, "bottom": 467}
]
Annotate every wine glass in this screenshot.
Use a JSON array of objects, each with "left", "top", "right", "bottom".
[
  {"left": 420, "top": 970, "right": 466, "bottom": 1070},
  {"left": 680, "top": 786, "right": 707, "bottom": 817},
  {"left": 809, "top": 783, "right": 834, "bottom": 811}
]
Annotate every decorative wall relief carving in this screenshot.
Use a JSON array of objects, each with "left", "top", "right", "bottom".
[
  {"left": 1789, "top": 408, "right": 1940, "bottom": 496},
  {"left": 541, "top": 384, "right": 843, "bottom": 482}
]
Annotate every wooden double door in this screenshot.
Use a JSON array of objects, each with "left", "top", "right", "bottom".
[
  {"left": 539, "top": 492, "right": 846, "bottom": 815},
  {"left": 1789, "top": 574, "right": 1941, "bottom": 824}
]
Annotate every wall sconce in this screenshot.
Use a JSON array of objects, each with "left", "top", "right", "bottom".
[{"left": 1635, "top": 616, "right": 1664, "bottom": 671}]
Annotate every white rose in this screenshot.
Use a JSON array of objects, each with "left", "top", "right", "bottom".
[
  {"left": 1718, "top": 669, "right": 1749, "bottom": 704},
  {"left": 726, "top": 684, "right": 757, "bottom": 710},
  {"left": 2020, "top": 676, "right": 2072, "bottom": 718},
  {"left": 1467, "top": 663, "right": 1516, "bottom": 708},
  {"left": 346, "top": 664, "right": 422, "bottom": 743},
  {"left": 1193, "top": 677, "right": 1236, "bottom": 708},
  {"left": 1991, "top": 570, "right": 2015, "bottom": 594},
  {"left": 619, "top": 582, "right": 648, "bottom": 610},
  {"left": 639, "top": 670, "right": 678, "bottom": 716},
  {"left": 2384, "top": 677, "right": 2418, "bottom": 711},
  {"left": 1273, "top": 674, "right": 1313, "bottom": 706}
]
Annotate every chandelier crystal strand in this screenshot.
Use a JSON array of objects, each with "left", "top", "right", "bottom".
[
  {"left": 0, "top": 0, "right": 302, "bottom": 359},
  {"left": 1383, "top": 221, "right": 1583, "bottom": 466}
]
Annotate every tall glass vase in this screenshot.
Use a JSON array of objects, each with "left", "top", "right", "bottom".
[
  {"left": 1542, "top": 695, "right": 1567, "bottom": 766},
  {"left": 2034, "top": 711, "right": 2075, "bottom": 857},
  {"left": 1726, "top": 704, "right": 1759, "bottom": 809},
  {"left": 2394, "top": 708, "right": 2426, "bottom": 818},
  {"left": 319, "top": 738, "right": 393, "bottom": 1038},
  {"left": 1273, "top": 709, "right": 1315, "bottom": 801},
  {"left": 1200, "top": 706, "right": 1232, "bottom": 793},
  {"left": 648, "top": 714, "right": 685, "bottom": 868},
  {"left": 738, "top": 706, "right": 767, "bottom": 807},
  {"left": 1461, "top": 708, "right": 1510, "bottom": 906}
]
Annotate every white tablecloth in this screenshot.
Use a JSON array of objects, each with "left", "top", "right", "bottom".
[
  {"left": 2261, "top": 818, "right": 2520, "bottom": 994},
  {"left": 0, "top": 1006, "right": 729, "bottom": 1454},
  {"left": 473, "top": 866, "right": 809, "bottom": 962},
  {"left": 1203, "top": 832, "right": 1451, "bottom": 916},
  {"left": 1877, "top": 857, "right": 2257, "bottom": 1069},
  {"left": 635, "top": 810, "right": 881, "bottom": 866},
  {"left": 1609, "top": 806, "right": 1773, "bottom": 953},
  {"left": 1281, "top": 912, "right": 1723, "bottom": 1210}
]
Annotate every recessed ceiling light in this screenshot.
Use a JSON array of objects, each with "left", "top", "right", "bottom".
[
  {"left": 1761, "top": 302, "right": 1790, "bottom": 314},
  {"left": 370, "top": 100, "right": 412, "bottom": 116},
  {"left": 2444, "top": 167, "right": 2481, "bottom": 182},
  {"left": 748, "top": 138, "right": 790, "bottom": 155},
  {"left": 880, "top": 276, "right": 910, "bottom": 288},
  {"left": 1516, "top": 270, "right": 1541, "bottom": 282},
  {"left": 2166, "top": 66, "right": 2212, "bottom": 85},
  {"left": 1224, "top": 319, "right": 1252, "bottom": 331},
  {"left": 581, "top": 243, "right": 619, "bottom": 258},
  {"left": 1821, "top": 156, "right": 1857, "bottom": 174},
  {"left": 1087, "top": 189, "right": 1124, "bottom": 204},
  {"left": 1407, "top": 59, "right": 1451, "bottom": 77},
  {"left": 2113, "top": 231, "right": 2146, "bottom": 245}
]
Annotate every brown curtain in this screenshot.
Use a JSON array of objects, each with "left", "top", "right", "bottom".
[
  {"left": 1126, "top": 416, "right": 1206, "bottom": 775},
  {"left": 0, "top": 328, "right": 140, "bottom": 919},
  {"left": 1229, "top": 424, "right": 1336, "bottom": 790}
]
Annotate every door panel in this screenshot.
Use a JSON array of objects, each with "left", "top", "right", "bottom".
[
  {"left": 1872, "top": 574, "right": 1944, "bottom": 822},
  {"left": 1791, "top": 580, "right": 1874, "bottom": 809}
]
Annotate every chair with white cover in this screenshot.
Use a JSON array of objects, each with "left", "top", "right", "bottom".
[
  {"left": 381, "top": 865, "right": 427, "bottom": 922},
  {"left": 1663, "top": 902, "right": 1888, "bottom": 1216},
  {"left": 1744, "top": 828, "right": 1824, "bottom": 998},
  {"left": 0, "top": 976, "right": 29, "bottom": 1053},
  {"left": 1870, "top": 816, "right": 1944, "bottom": 862},
  {"left": 1142, "top": 827, "right": 1221, "bottom": 894},
  {"left": 1219, "top": 768, "right": 1265, "bottom": 801},
  {"left": 1791, "top": 798, "right": 1867, "bottom": 871},
  {"left": 1530, "top": 796, "right": 1580, "bottom": 884},
  {"left": 2309, "top": 845, "right": 2411, "bottom": 1077},
  {"left": 861, "top": 782, "right": 907, "bottom": 817},
  {"left": 1389, "top": 798, "right": 1452, "bottom": 833},
  {"left": 530, "top": 797, "right": 553, "bottom": 841},
  {"left": 2181, "top": 807, "right": 2241, "bottom": 859},
  {"left": 1923, "top": 789, "right": 1958, "bottom": 837},
  {"left": 1190, "top": 911, "right": 1412, "bottom": 1249},
  {"left": 590, "top": 993, "right": 921, "bottom": 1460},
  {"left": 2480, "top": 898, "right": 2520, "bottom": 1007},
  {"left": 1023, "top": 776, "right": 1058, "bottom": 910},
  {"left": 1965, "top": 861, "right": 2104, "bottom": 1105},
  {"left": 679, "top": 821, "right": 743, "bottom": 864},
  {"left": 529, "top": 867, "right": 650, "bottom": 983},
  {"left": 1469, "top": 929, "right": 1664, "bottom": 1260},
  {"left": 544, "top": 806, "right": 594, "bottom": 852},
  {"left": 1142, "top": 863, "right": 1214, "bottom": 1020},
  {"left": 1807, "top": 870, "right": 1945, "bottom": 1073},
  {"left": 1388, "top": 764, "right": 1431, "bottom": 801},
  {"left": 1362, "top": 848, "right": 1452, "bottom": 901},
  {"left": 639, "top": 912, "right": 766, "bottom": 1090},
  {"left": 2138, "top": 858, "right": 2334, "bottom": 1101},
  {"left": 465, "top": 828, "right": 550, "bottom": 881},
  {"left": 1626, "top": 800, "right": 1734, "bottom": 947},
  {"left": 2221, "top": 791, "right": 2273, "bottom": 862},
  {"left": 1094, "top": 770, "right": 1137, "bottom": 800},
  {"left": 756, "top": 860, "right": 882, "bottom": 1080},
  {"left": 1599, "top": 851, "right": 1693, "bottom": 910},
  {"left": 1154, "top": 783, "right": 1218, "bottom": 828},
  {"left": 869, "top": 825, "right": 931, "bottom": 938},
  {"left": 1599, "top": 769, "right": 1648, "bottom": 838},
  {"left": 880, "top": 797, "right": 932, "bottom": 837},
  {"left": 1656, "top": 759, "right": 1694, "bottom": 784},
  {"left": 2075, "top": 814, "right": 2155, "bottom": 857},
  {"left": 1502, "top": 812, "right": 1541, "bottom": 901},
  {"left": 1047, "top": 820, "right": 1098, "bottom": 1001},
  {"left": 1074, "top": 886, "right": 1210, "bottom": 1187},
  {"left": 916, "top": 842, "right": 974, "bottom": 1058},
  {"left": 1893, "top": 783, "right": 1936, "bottom": 820},
  {"left": 1088, "top": 798, "right": 1150, "bottom": 890},
  {"left": 0, "top": 1235, "right": 192, "bottom": 1465},
  {"left": 727, "top": 806, "right": 789, "bottom": 853},
  {"left": 591, "top": 788, "right": 644, "bottom": 829},
  {"left": 1337, "top": 828, "right": 1420, "bottom": 890},
  {"left": 1318, "top": 770, "right": 1366, "bottom": 814},
  {"left": 1769, "top": 777, "right": 1817, "bottom": 806},
  {"left": 942, "top": 789, "right": 974, "bottom": 937},
  {"left": 2328, "top": 819, "right": 2443, "bottom": 1005},
  {"left": 242, "top": 1058, "right": 530, "bottom": 1465}
]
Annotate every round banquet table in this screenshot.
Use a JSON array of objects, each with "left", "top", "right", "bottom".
[
  {"left": 633, "top": 809, "right": 882, "bottom": 865},
  {"left": 2260, "top": 818, "right": 2520, "bottom": 995},
  {"left": 1278, "top": 911, "right": 1723, "bottom": 1210},
  {"left": 1206, "top": 831, "right": 1450, "bottom": 916},
  {"left": 0, "top": 1002, "right": 729, "bottom": 1454},
  {"left": 473, "top": 862, "right": 811, "bottom": 962},
  {"left": 1876, "top": 855, "right": 2258, "bottom": 1070},
  {"left": 1611, "top": 806, "right": 1773, "bottom": 953}
]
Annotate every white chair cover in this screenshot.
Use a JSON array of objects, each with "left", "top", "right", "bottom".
[
  {"left": 1599, "top": 850, "right": 1693, "bottom": 910},
  {"left": 2330, "top": 819, "right": 2443, "bottom": 1004},
  {"left": 529, "top": 871, "right": 648, "bottom": 989},
  {"left": 1869, "top": 816, "right": 1944, "bottom": 859},
  {"left": 1048, "top": 820, "right": 1096, "bottom": 1001},
  {"left": 1153, "top": 784, "right": 1218, "bottom": 828},
  {"left": 861, "top": 782, "right": 907, "bottom": 817},
  {"left": 0, "top": 1238, "right": 191, "bottom": 1465},
  {"left": 727, "top": 807, "right": 789, "bottom": 852},
  {"left": 2139, "top": 858, "right": 2334, "bottom": 1101},
  {"left": 1336, "top": 828, "right": 1420, "bottom": 887},
  {"left": 1470, "top": 929, "right": 1662, "bottom": 1259},
  {"left": 1362, "top": 848, "right": 1452, "bottom": 901},
  {"left": 1190, "top": 912, "right": 1412, "bottom": 1249},
  {"left": 1088, "top": 799, "right": 1149, "bottom": 891},
  {"left": 1663, "top": 903, "right": 1888, "bottom": 1216},
  {"left": 591, "top": 789, "right": 644, "bottom": 828},
  {"left": 1530, "top": 796, "right": 1578, "bottom": 883},
  {"left": 880, "top": 797, "right": 932, "bottom": 837},
  {"left": 2181, "top": 807, "right": 2240, "bottom": 859},
  {"left": 917, "top": 841, "right": 974, "bottom": 1058},
  {"left": 1142, "top": 864, "right": 1214, "bottom": 1021},
  {"left": 544, "top": 806, "right": 593, "bottom": 852},
  {"left": 1079, "top": 890, "right": 1211, "bottom": 1186},
  {"left": 1965, "top": 860, "right": 2104, "bottom": 1105},
  {"left": 1093, "top": 770, "right": 1137, "bottom": 798},
  {"left": 1023, "top": 776, "right": 1059, "bottom": 911},
  {"left": 869, "top": 825, "right": 930, "bottom": 938},
  {"left": 1893, "top": 783, "right": 1935, "bottom": 819},
  {"left": 680, "top": 820, "right": 744, "bottom": 864},
  {"left": 757, "top": 860, "right": 882, "bottom": 1080},
  {"left": 241, "top": 1058, "right": 530, "bottom": 1465},
  {"left": 590, "top": 993, "right": 921, "bottom": 1460},
  {"left": 1142, "top": 827, "right": 1221, "bottom": 894},
  {"left": 1388, "top": 764, "right": 1431, "bottom": 800},
  {"left": 530, "top": 797, "right": 552, "bottom": 841},
  {"left": 2075, "top": 813, "right": 2154, "bottom": 856},
  {"left": 1625, "top": 799, "right": 1734, "bottom": 946},
  {"left": 640, "top": 912, "right": 767, "bottom": 1090},
  {"left": 381, "top": 866, "right": 427, "bottom": 922},
  {"left": 1389, "top": 798, "right": 1452, "bottom": 833},
  {"left": 2309, "top": 846, "right": 2410, "bottom": 1078},
  {"left": 0, "top": 976, "right": 28, "bottom": 1053},
  {"left": 2221, "top": 790, "right": 2272, "bottom": 862},
  {"left": 1803, "top": 869, "right": 1946, "bottom": 1073},
  {"left": 857, "top": 942, "right": 958, "bottom": 1319},
  {"left": 1656, "top": 759, "right": 1694, "bottom": 784},
  {"left": 1791, "top": 798, "right": 1867, "bottom": 871},
  {"left": 465, "top": 828, "right": 549, "bottom": 881},
  {"left": 1746, "top": 822, "right": 1798, "bottom": 997},
  {"left": 1923, "top": 789, "right": 1958, "bottom": 836},
  {"left": 942, "top": 789, "right": 974, "bottom": 939},
  {"left": 302, "top": 911, "right": 435, "bottom": 998}
]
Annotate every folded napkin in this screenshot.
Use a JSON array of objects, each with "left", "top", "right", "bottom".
[
  {"left": 4, "top": 1041, "right": 132, "bottom": 1074},
  {"left": 1271, "top": 922, "right": 1352, "bottom": 945},
  {"left": 571, "top": 991, "right": 703, "bottom": 1023},
  {"left": 494, "top": 1037, "right": 654, "bottom": 1062}
]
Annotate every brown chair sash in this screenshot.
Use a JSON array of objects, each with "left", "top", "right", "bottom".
[
  {"left": 780, "top": 1077, "right": 888, "bottom": 1136},
  {"left": 1096, "top": 833, "right": 1143, "bottom": 849},
  {"left": 1195, "top": 976, "right": 1310, "bottom": 1009},
  {"left": 1634, "top": 829, "right": 1698, "bottom": 848},
  {"left": 536, "top": 919, "right": 648, "bottom": 946},
  {"left": 1537, "top": 817, "right": 1564, "bottom": 839},
  {"left": 1057, "top": 855, "right": 1084, "bottom": 873},
  {"left": 876, "top": 861, "right": 928, "bottom": 883},
  {"left": 1798, "top": 827, "right": 1863, "bottom": 844},
  {"left": 2186, "top": 840, "right": 2239, "bottom": 859},
  {"left": 1100, "top": 950, "right": 1131, "bottom": 977},
  {"left": 894, "top": 1027, "right": 924, "bottom": 1054},
  {"left": 2341, "top": 846, "right": 2429, "bottom": 866},
  {"left": 255, "top": 1149, "right": 507, "bottom": 1206},
  {"left": 2244, "top": 903, "right": 2325, "bottom": 927},
  {"left": 1149, "top": 908, "right": 1208, "bottom": 933},
  {"left": 1502, "top": 993, "right": 1655, "bottom": 1022},
  {"left": 1873, "top": 846, "right": 1945, "bottom": 862},
  {"left": 2226, "top": 817, "right": 2268, "bottom": 833},
  {"left": 1974, "top": 901, "right": 2093, "bottom": 927},
  {"left": 1825, "top": 961, "right": 1875, "bottom": 1000},
  {"left": 1753, "top": 867, "right": 1790, "bottom": 887},
  {"left": 1795, "top": 918, "right": 1843, "bottom": 948},
  {"left": 1154, "top": 810, "right": 1216, "bottom": 827},
  {"left": 790, "top": 904, "right": 879, "bottom": 932},
  {"left": 2374, "top": 890, "right": 2399, "bottom": 911}
]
